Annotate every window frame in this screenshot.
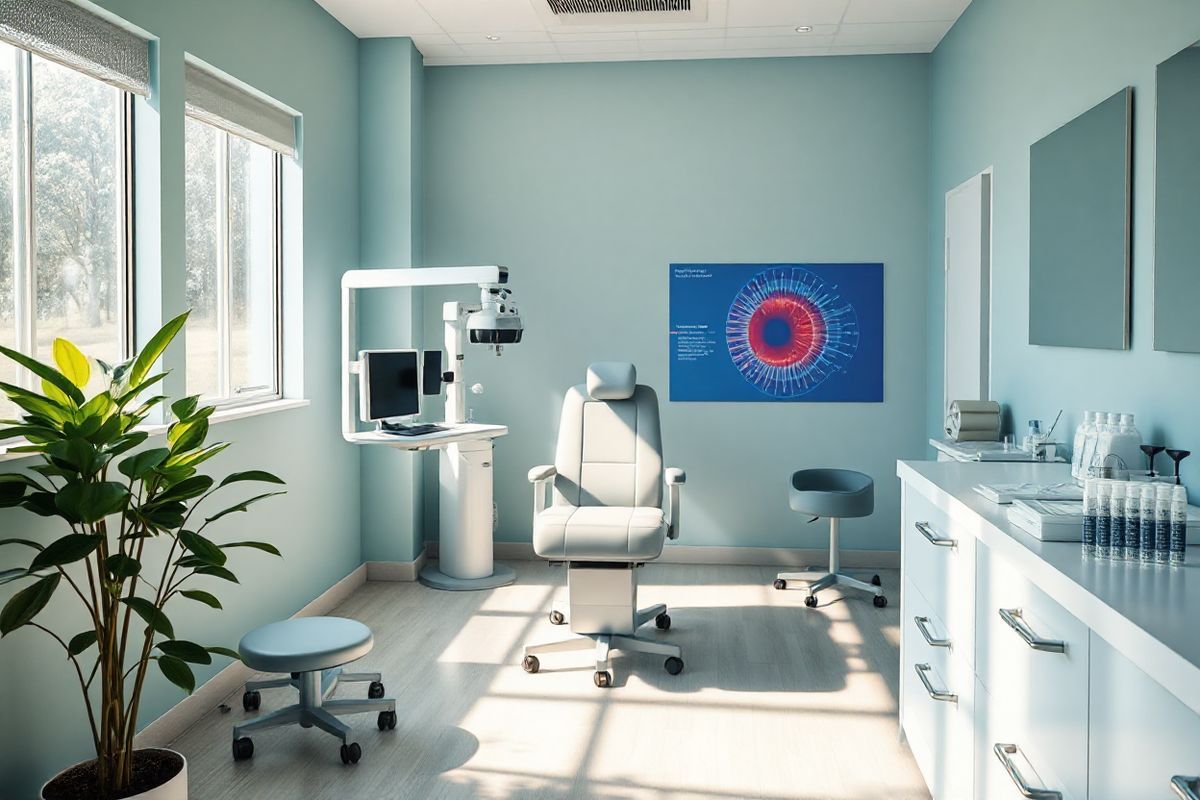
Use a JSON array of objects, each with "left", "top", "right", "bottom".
[
  {"left": 5, "top": 44, "right": 135, "bottom": 394},
  {"left": 186, "top": 119, "right": 284, "bottom": 409}
]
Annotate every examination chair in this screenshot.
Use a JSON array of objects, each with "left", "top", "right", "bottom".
[{"left": 522, "top": 362, "right": 686, "bottom": 688}]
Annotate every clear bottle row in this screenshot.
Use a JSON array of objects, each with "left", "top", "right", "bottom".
[{"left": 1081, "top": 479, "right": 1187, "bottom": 565}]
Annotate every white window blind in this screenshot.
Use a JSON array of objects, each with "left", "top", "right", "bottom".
[
  {"left": 0, "top": 0, "right": 149, "bottom": 96},
  {"left": 185, "top": 61, "right": 297, "bottom": 157}
]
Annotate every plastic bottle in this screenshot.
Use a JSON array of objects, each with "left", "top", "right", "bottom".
[
  {"left": 1109, "top": 481, "right": 1125, "bottom": 562},
  {"left": 1081, "top": 479, "right": 1097, "bottom": 558},
  {"left": 1156, "top": 484, "right": 1173, "bottom": 565},
  {"left": 1108, "top": 414, "right": 1143, "bottom": 478},
  {"left": 1170, "top": 485, "right": 1188, "bottom": 566},
  {"left": 1140, "top": 484, "right": 1157, "bottom": 564},
  {"left": 1084, "top": 413, "right": 1111, "bottom": 477},
  {"left": 1073, "top": 412, "right": 1097, "bottom": 480},
  {"left": 1095, "top": 481, "right": 1112, "bottom": 559},
  {"left": 1123, "top": 481, "right": 1141, "bottom": 560}
]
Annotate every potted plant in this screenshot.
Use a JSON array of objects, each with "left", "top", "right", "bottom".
[{"left": 0, "top": 312, "right": 286, "bottom": 800}]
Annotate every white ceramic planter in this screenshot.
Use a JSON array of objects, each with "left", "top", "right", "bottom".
[{"left": 41, "top": 749, "right": 187, "bottom": 800}]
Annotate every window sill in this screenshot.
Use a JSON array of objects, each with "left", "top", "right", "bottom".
[{"left": 0, "top": 397, "right": 311, "bottom": 464}]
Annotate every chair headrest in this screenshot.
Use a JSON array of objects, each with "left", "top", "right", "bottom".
[{"left": 586, "top": 362, "right": 637, "bottom": 400}]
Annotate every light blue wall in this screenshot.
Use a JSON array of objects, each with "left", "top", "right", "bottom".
[
  {"left": 927, "top": 0, "right": 1200, "bottom": 496},
  {"left": 358, "top": 38, "right": 427, "bottom": 563},
  {"left": 419, "top": 56, "right": 932, "bottom": 553},
  {"left": 0, "top": 0, "right": 361, "bottom": 794}
]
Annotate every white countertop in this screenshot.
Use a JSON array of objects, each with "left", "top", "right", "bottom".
[
  {"left": 898, "top": 459, "right": 1200, "bottom": 715},
  {"left": 345, "top": 422, "right": 507, "bottom": 450}
]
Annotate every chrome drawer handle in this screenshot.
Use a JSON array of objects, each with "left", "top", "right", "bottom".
[
  {"left": 915, "top": 520, "right": 956, "bottom": 547},
  {"left": 998, "top": 608, "right": 1067, "bottom": 653},
  {"left": 994, "top": 743, "right": 1062, "bottom": 799},
  {"left": 1172, "top": 776, "right": 1200, "bottom": 800},
  {"left": 914, "top": 662, "right": 957, "bottom": 703},
  {"left": 914, "top": 616, "right": 951, "bottom": 648}
]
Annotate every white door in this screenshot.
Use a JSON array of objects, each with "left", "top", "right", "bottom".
[{"left": 944, "top": 172, "right": 992, "bottom": 416}]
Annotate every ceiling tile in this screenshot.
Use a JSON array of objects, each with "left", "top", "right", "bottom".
[
  {"left": 547, "top": 30, "right": 633, "bottom": 42},
  {"left": 726, "top": 24, "right": 838, "bottom": 37},
  {"left": 725, "top": 0, "right": 851, "bottom": 29},
  {"left": 554, "top": 38, "right": 641, "bottom": 54},
  {"left": 636, "top": 28, "right": 728, "bottom": 40},
  {"left": 413, "top": 34, "right": 464, "bottom": 57},
  {"left": 452, "top": 30, "right": 552, "bottom": 44},
  {"left": 724, "top": 47, "right": 831, "bottom": 58},
  {"left": 638, "top": 37, "right": 726, "bottom": 53},
  {"left": 458, "top": 41, "right": 561, "bottom": 56},
  {"left": 827, "top": 43, "right": 933, "bottom": 55},
  {"left": 417, "top": 0, "right": 545, "bottom": 34},
  {"left": 724, "top": 35, "right": 834, "bottom": 49},
  {"left": 842, "top": 0, "right": 970, "bottom": 24},
  {"left": 834, "top": 19, "right": 952, "bottom": 45},
  {"left": 320, "top": 0, "right": 443, "bottom": 37}
]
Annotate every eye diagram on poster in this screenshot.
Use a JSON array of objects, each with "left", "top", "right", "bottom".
[{"left": 669, "top": 263, "right": 883, "bottom": 402}]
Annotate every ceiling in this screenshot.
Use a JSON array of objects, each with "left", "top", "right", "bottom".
[{"left": 317, "top": 0, "right": 972, "bottom": 66}]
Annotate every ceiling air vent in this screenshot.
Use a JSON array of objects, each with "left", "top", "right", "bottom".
[{"left": 546, "top": 0, "right": 691, "bottom": 14}]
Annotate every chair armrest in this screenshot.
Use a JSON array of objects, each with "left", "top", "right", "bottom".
[
  {"left": 665, "top": 467, "right": 685, "bottom": 539},
  {"left": 528, "top": 465, "right": 557, "bottom": 483}
]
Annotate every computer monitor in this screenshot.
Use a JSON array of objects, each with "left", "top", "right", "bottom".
[
  {"left": 422, "top": 350, "right": 443, "bottom": 396},
  {"left": 359, "top": 349, "right": 420, "bottom": 422}
]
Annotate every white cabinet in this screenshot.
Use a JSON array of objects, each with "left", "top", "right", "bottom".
[{"left": 1088, "top": 634, "right": 1200, "bottom": 800}]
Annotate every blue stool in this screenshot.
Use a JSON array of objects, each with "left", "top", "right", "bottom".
[
  {"left": 232, "top": 616, "right": 396, "bottom": 765},
  {"left": 772, "top": 469, "right": 887, "bottom": 609}
]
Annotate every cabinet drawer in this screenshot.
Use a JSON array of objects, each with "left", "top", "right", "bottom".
[
  {"left": 902, "top": 576, "right": 974, "bottom": 800},
  {"left": 1089, "top": 634, "right": 1200, "bottom": 799},
  {"left": 975, "top": 677, "right": 1072, "bottom": 800},
  {"left": 975, "top": 544, "right": 1088, "bottom": 799},
  {"left": 902, "top": 482, "right": 976, "bottom": 664}
]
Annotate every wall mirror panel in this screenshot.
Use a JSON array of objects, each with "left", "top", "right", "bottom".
[
  {"left": 1154, "top": 42, "right": 1200, "bottom": 353},
  {"left": 1028, "top": 87, "right": 1132, "bottom": 350}
]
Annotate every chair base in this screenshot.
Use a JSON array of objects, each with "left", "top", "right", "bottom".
[
  {"left": 775, "top": 570, "right": 884, "bottom": 600},
  {"left": 524, "top": 602, "right": 682, "bottom": 685},
  {"left": 234, "top": 667, "right": 395, "bottom": 748}
]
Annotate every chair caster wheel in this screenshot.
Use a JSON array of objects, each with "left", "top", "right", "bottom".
[
  {"left": 594, "top": 670, "right": 612, "bottom": 688},
  {"left": 871, "top": 575, "right": 882, "bottom": 587},
  {"left": 522, "top": 655, "right": 540, "bottom": 673},
  {"left": 232, "top": 737, "right": 254, "bottom": 761},
  {"left": 773, "top": 579, "right": 787, "bottom": 590},
  {"left": 368, "top": 681, "right": 385, "bottom": 699},
  {"left": 874, "top": 594, "right": 888, "bottom": 608},
  {"left": 804, "top": 594, "right": 818, "bottom": 608},
  {"left": 377, "top": 710, "right": 397, "bottom": 731},
  {"left": 664, "top": 656, "right": 684, "bottom": 675},
  {"left": 549, "top": 610, "right": 566, "bottom": 625},
  {"left": 241, "top": 690, "right": 261, "bottom": 712},
  {"left": 340, "top": 742, "right": 362, "bottom": 765},
  {"left": 655, "top": 612, "right": 671, "bottom": 630}
]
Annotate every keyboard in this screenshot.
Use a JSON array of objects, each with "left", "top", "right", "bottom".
[{"left": 381, "top": 423, "right": 448, "bottom": 437}]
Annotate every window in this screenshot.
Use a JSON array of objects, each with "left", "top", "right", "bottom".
[
  {"left": 184, "top": 118, "right": 281, "bottom": 404},
  {"left": 0, "top": 41, "right": 133, "bottom": 416}
]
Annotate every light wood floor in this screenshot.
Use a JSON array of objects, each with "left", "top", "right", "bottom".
[{"left": 169, "top": 563, "right": 930, "bottom": 800}]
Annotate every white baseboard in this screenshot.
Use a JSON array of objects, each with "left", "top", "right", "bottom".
[
  {"left": 424, "top": 540, "right": 899, "bottom": 569},
  {"left": 135, "top": 564, "right": 368, "bottom": 749},
  {"left": 365, "top": 549, "right": 427, "bottom": 581}
]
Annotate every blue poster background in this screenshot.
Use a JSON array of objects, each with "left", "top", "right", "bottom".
[{"left": 669, "top": 263, "right": 884, "bottom": 402}]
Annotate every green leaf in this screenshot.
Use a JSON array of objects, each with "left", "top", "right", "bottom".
[
  {"left": 193, "top": 565, "right": 238, "bottom": 583},
  {"left": 45, "top": 438, "right": 103, "bottom": 476},
  {"left": 157, "top": 639, "right": 212, "bottom": 665},
  {"left": 0, "top": 424, "right": 64, "bottom": 443},
  {"left": 220, "top": 540, "right": 281, "bottom": 557},
  {"left": 118, "top": 373, "right": 168, "bottom": 407},
  {"left": 156, "top": 475, "right": 214, "bottom": 504},
  {"left": 0, "top": 568, "right": 31, "bottom": 586},
  {"left": 0, "top": 345, "right": 84, "bottom": 406},
  {"left": 41, "top": 379, "right": 73, "bottom": 408},
  {"left": 157, "top": 654, "right": 195, "bottom": 694},
  {"left": 219, "top": 470, "right": 285, "bottom": 488},
  {"left": 67, "top": 630, "right": 98, "bottom": 656},
  {"left": 0, "top": 383, "right": 72, "bottom": 424},
  {"left": 106, "top": 430, "right": 149, "bottom": 458},
  {"left": 0, "top": 537, "right": 44, "bottom": 551},
  {"left": 29, "top": 534, "right": 103, "bottom": 571},
  {"left": 171, "top": 396, "right": 199, "bottom": 421},
  {"left": 206, "top": 645, "right": 241, "bottom": 661},
  {"left": 0, "top": 574, "right": 60, "bottom": 635},
  {"left": 120, "top": 597, "right": 174, "bottom": 638},
  {"left": 80, "top": 392, "right": 114, "bottom": 420},
  {"left": 167, "top": 417, "right": 208, "bottom": 454},
  {"left": 0, "top": 481, "right": 26, "bottom": 507},
  {"left": 118, "top": 448, "right": 170, "bottom": 480},
  {"left": 178, "top": 530, "right": 226, "bottom": 566},
  {"left": 105, "top": 554, "right": 141, "bottom": 580},
  {"left": 52, "top": 339, "right": 90, "bottom": 389},
  {"left": 204, "top": 491, "right": 286, "bottom": 524},
  {"left": 130, "top": 312, "right": 189, "bottom": 389},
  {"left": 163, "top": 442, "right": 230, "bottom": 471},
  {"left": 179, "top": 589, "right": 221, "bottom": 609},
  {"left": 21, "top": 492, "right": 59, "bottom": 517},
  {"left": 54, "top": 482, "right": 130, "bottom": 524}
]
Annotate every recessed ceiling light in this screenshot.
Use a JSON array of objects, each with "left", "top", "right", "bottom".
[
  {"left": 795, "top": 25, "right": 813, "bottom": 33},
  {"left": 486, "top": 34, "right": 501, "bottom": 41}
]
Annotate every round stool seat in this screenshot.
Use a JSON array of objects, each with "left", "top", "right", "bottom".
[
  {"left": 789, "top": 469, "right": 874, "bottom": 519},
  {"left": 238, "top": 616, "right": 374, "bottom": 674}
]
